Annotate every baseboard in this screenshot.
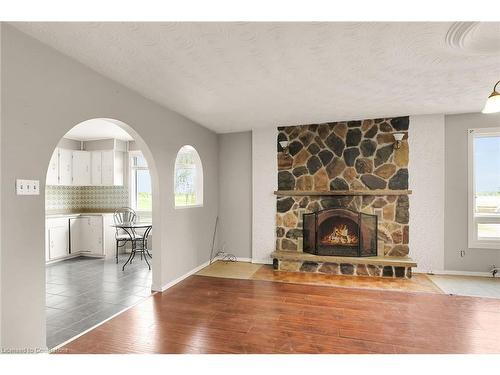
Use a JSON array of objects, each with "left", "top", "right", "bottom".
[
  {"left": 158, "top": 260, "right": 210, "bottom": 292},
  {"left": 423, "top": 270, "right": 493, "bottom": 277},
  {"left": 236, "top": 257, "right": 252, "bottom": 262},
  {"left": 81, "top": 254, "right": 105, "bottom": 259},
  {"left": 45, "top": 253, "right": 81, "bottom": 265},
  {"left": 251, "top": 258, "right": 273, "bottom": 265}
]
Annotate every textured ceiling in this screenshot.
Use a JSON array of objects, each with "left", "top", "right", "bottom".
[{"left": 11, "top": 22, "right": 500, "bottom": 133}]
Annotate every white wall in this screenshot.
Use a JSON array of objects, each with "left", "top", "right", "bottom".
[
  {"left": 408, "top": 115, "right": 445, "bottom": 273},
  {"left": 1, "top": 24, "right": 219, "bottom": 350},
  {"left": 251, "top": 127, "right": 277, "bottom": 264},
  {"left": 444, "top": 112, "right": 500, "bottom": 273},
  {"left": 217, "top": 132, "right": 252, "bottom": 259}
]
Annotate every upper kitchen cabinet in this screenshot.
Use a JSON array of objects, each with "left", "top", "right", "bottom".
[
  {"left": 45, "top": 138, "right": 125, "bottom": 187},
  {"left": 46, "top": 149, "right": 59, "bottom": 185},
  {"left": 91, "top": 151, "right": 102, "bottom": 185},
  {"left": 102, "top": 150, "right": 124, "bottom": 186},
  {"left": 58, "top": 148, "right": 73, "bottom": 185},
  {"left": 72, "top": 150, "right": 91, "bottom": 186}
]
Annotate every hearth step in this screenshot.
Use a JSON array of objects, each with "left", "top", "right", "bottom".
[{"left": 271, "top": 250, "right": 416, "bottom": 278}]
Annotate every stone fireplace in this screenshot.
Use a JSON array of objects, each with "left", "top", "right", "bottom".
[
  {"left": 271, "top": 116, "right": 416, "bottom": 278},
  {"left": 303, "top": 208, "right": 377, "bottom": 257}
]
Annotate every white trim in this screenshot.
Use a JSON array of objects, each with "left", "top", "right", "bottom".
[
  {"left": 424, "top": 269, "right": 493, "bottom": 277},
  {"left": 467, "top": 127, "right": 500, "bottom": 250},
  {"left": 156, "top": 258, "right": 259, "bottom": 292},
  {"left": 45, "top": 253, "right": 81, "bottom": 265},
  {"left": 157, "top": 260, "right": 210, "bottom": 292},
  {"left": 174, "top": 204, "right": 203, "bottom": 210},
  {"left": 251, "top": 257, "right": 273, "bottom": 265},
  {"left": 45, "top": 252, "right": 106, "bottom": 265}
]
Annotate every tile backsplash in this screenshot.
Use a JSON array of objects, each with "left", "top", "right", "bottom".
[{"left": 46, "top": 185, "right": 129, "bottom": 212}]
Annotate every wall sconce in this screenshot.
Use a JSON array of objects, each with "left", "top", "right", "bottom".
[
  {"left": 279, "top": 140, "right": 289, "bottom": 154},
  {"left": 482, "top": 80, "right": 500, "bottom": 114},
  {"left": 393, "top": 133, "right": 405, "bottom": 149}
]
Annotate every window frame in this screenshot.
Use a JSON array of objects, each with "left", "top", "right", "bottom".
[
  {"left": 129, "top": 150, "right": 152, "bottom": 214},
  {"left": 467, "top": 127, "right": 500, "bottom": 249},
  {"left": 174, "top": 145, "right": 204, "bottom": 209}
]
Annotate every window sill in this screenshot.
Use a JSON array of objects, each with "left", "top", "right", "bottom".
[
  {"left": 468, "top": 239, "right": 500, "bottom": 250},
  {"left": 174, "top": 204, "right": 204, "bottom": 210}
]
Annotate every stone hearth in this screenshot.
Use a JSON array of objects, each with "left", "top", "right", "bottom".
[{"left": 271, "top": 251, "right": 415, "bottom": 279}]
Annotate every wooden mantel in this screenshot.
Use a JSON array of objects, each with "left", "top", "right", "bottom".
[{"left": 274, "top": 189, "right": 412, "bottom": 196}]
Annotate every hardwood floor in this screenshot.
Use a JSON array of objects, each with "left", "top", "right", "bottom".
[{"left": 59, "top": 275, "right": 500, "bottom": 354}]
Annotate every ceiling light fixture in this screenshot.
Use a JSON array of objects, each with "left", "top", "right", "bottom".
[{"left": 482, "top": 80, "right": 500, "bottom": 114}]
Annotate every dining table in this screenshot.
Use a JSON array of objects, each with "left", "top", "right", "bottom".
[{"left": 111, "top": 222, "right": 152, "bottom": 271}]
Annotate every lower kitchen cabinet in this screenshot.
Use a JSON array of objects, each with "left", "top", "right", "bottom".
[
  {"left": 46, "top": 217, "right": 70, "bottom": 261},
  {"left": 70, "top": 216, "right": 104, "bottom": 256},
  {"left": 102, "top": 214, "right": 117, "bottom": 257},
  {"left": 46, "top": 214, "right": 117, "bottom": 263}
]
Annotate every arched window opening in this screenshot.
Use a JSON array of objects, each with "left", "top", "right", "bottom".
[{"left": 174, "top": 145, "right": 203, "bottom": 208}]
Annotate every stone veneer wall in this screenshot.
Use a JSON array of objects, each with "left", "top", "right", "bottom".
[
  {"left": 46, "top": 185, "right": 129, "bottom": 212},
  {"left": 276, "top": 117, "right": 410, "bottom": 257}
]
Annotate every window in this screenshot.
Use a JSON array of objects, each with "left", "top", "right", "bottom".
[
  {"left": 174, "top": 145, "right": 203, "bottom": 208},
  {"left": 468, "top": 128, "right": 500, "bottom": 249},
  {"left": 129, "top": 152, "right": 152, "bottom": 212}
]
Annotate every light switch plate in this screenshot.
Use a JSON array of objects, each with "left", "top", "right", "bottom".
[{"left": 16, "top": 179, "right": 40, "bottom": 195}]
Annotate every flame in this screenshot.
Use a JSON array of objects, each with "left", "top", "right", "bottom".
[{"left": 321, "top": 224, "right": 358, "bottom": 246}]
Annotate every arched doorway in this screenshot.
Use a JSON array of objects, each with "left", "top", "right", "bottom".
[{"left": 43, "top": 118, "right": 160, "bottom": 350}]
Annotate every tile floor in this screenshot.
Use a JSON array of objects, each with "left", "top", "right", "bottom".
[
  {"left": 428, "top": 274, "right": 500, "bottom": 299},
  {"left": 46, "top": 256, "right": 152, "bottom": 349}
]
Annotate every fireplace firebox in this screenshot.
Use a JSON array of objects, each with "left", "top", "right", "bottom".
[{"left": 303, "top": 208, "right": 377, "bottom": 257}]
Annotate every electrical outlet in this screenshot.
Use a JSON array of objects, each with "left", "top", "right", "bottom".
[
  {"left": 459, "top": 250, "right": 466, "bottom": 257},
  {"left": 16, "top": 179, "right": 40, "bottom": 195}
]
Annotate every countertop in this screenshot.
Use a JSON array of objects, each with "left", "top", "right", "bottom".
[{"left": 46, "top": 211, "right": 115, "bottom": 218}]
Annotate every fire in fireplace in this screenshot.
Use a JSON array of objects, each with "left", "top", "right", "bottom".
[
  {"left": 321, "top": 223, "right": 359, "bottom": 246},
  {"left": 303, "top": 208, "right": 377, "bottom": 257}
]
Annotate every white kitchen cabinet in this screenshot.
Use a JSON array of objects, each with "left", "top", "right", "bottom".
[
  {"left": 46, "top": 217, "right": 70, "bottom": 260},
  {"left": 70, "top": 216, "right": 103, "bottom": 256},
  {"left": 102, "top": 150, "right": 124, "bottom": 186},
  {"left": 91, "top": 151, "right": 102, "bottom": 185},
  {"left": 72, "top": 151, "right": 91, "bottom": 186},
  {"left": 87, "top": 216, "right": 104, "bottom": 255},
  {"left": 58, "top": 148, "right": 73, "bottom": 185},
  {"left": 46, "top": 145, "right": 124, "bottom": 187},
  {"left": 46, "top": 149, "right": 59, "bottom": 185},
  {"left": 102, "top": 214, "right": 117, "bottom": 259}
]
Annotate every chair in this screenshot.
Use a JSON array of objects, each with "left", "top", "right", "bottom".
[{"left": 113, "top": 207, "right": 142, "bottom": 264}]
